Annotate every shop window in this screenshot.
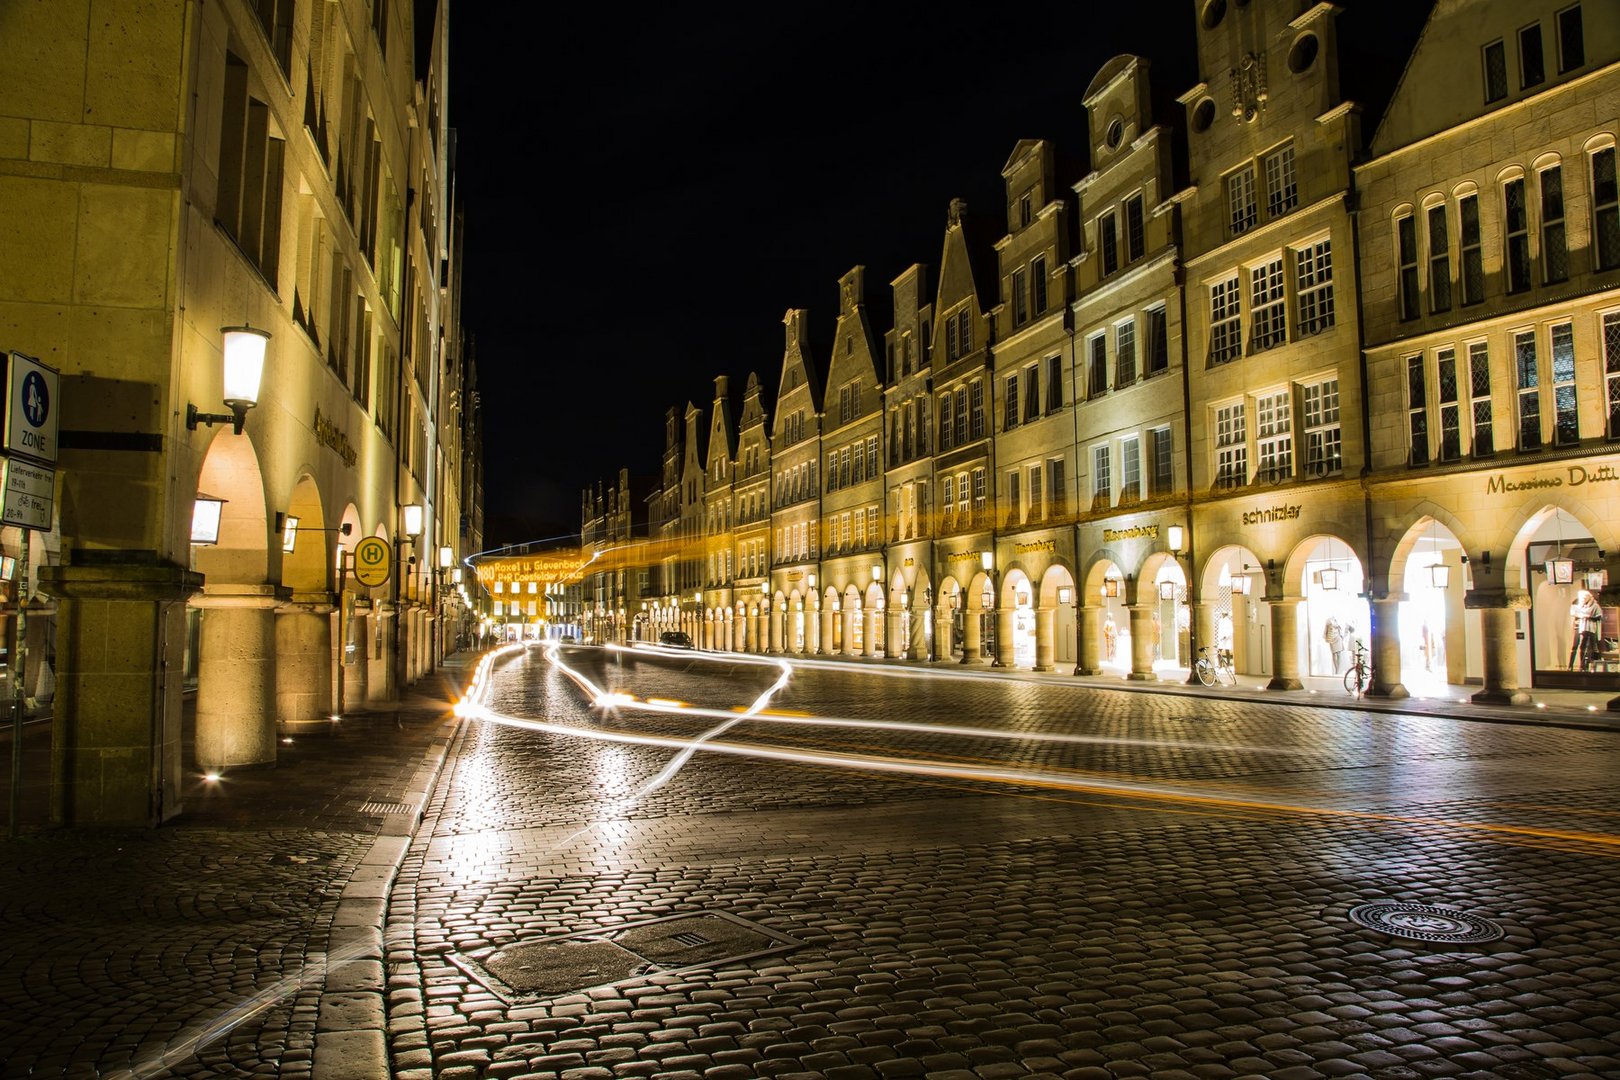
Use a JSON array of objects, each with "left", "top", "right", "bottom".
[
  {"left": 1459, "top": 194, "right": 1486, "bottom": 303},
  {"left": 1427, "top": 204, "right": 1452, "bottom": 312},
  {"left": 1396, "top": 214, "right": 1420, "bottom": 320},
  {"left": 1438, "top": 349, "right": 1463, "bottom": 462},
  {"left": 1408, "top": 355, "right": 1430, "bottom": 466},
  {"left": 1215, "top": 402, "right": 1247, "bottom": 488},
  {"left": 1115, "top": 321, "right": 1137, "bottom": 385},
  {"left": 1256, "top": 391, "right": 1293, "bottom": 482},
  {"left": 1252, "top": 257, "right": 1287, "bottom": 349},
  {"left": 1295, "top": 239, "right": 1335, "bottom": 335},
  {"left": 1558, "top": 5, "right": 1585, "bottom": 73},
  {"left": 1606, "top": 313, "right": 1620, "bottom": 438},
  {"left": 1552, "top": 321, "right": 1578, "bottom": 444},
  {"left": 1092, "top": 444, "right": 1112, "bottom": 508},
  {"left": 1303, "top": 379, "right": 1342, "bottom": 474},
  {"left": 1264, "top": 145, "right": 1297, "bottom": 218},
  {"left": 1593, "top": 147, "right": 1620, "bottom": 271},
  {"left": 1227, "top": 166, "right": 1257, "bottom": 235},
  {"left": 1516, "top": 329, "right": 1542, "bottom": 450},
  {"left": 1209, "top": 275, "right": 1242, "bottom": 364}
]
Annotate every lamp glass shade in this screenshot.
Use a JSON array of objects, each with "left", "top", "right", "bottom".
[
  {"left": 1430, "top": 563, "right": 1450, "bottom": 588},
  {"left": 1319, "top": 567, "right": 1340, "bottom": 590},
  {"left": 220, "top": 326, "right": 269, "bottom": 407},
  {"left": 1587, "top": 568, "right": 1609, "bottom": 590},
  {"left": 1159, "top": 580, "right": 1175, "bottom": 600},
  {"left": 402, "top": 503, "right": 424, "bottom": 537},
  {"left": 1104, "top": 578, "right": 1119, "bottom": 598},
  {"left": 452, "top": 567, "right": 463, "bottom": 584},
  {"left": 1547, "top": 557, "right": 1574, "bottom": 584},
  {"left": 439, "top": 546, "right": 454, "bottom": 568},
  {"left": 282, "top": 514, "right": 299, "bottom": 553},
  {"left": 1230, "top": 574, "right": 1249, "bottom": 595},
  {"left": 1167, "top": 525, "right": 1184, "bottom": 552},
  {"left": 190, "top": 496, "right": 224, "bottom": 545},
  {"left": 872, "top": 564, "right": 883, "bottom": 583},
  {"left": 981, "top": 550, "right": 994, "bottom": 571}
]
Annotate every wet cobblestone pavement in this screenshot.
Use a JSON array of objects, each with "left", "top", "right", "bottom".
[{"left": 386, "top": 645, "right": 1620, "bottom": 1080}]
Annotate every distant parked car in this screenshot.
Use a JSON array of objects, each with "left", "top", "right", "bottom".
[{"left": 659, "top": 631, "right": 694, "bottom": 648}]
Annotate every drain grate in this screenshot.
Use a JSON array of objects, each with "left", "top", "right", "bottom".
[
  {"left": 450, "top": 911, "right": 802, "bottom": 1002},
  {"left": 1347, "top": 901, "right": 1505, "bottom": 944},
  {"left": 358, "top": 800, "right": 414, "bottom": 815}
]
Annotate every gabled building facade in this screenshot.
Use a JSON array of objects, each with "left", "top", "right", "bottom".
[
  {"left": 883, "top": 265, "right": 936, "bottom": 660},
  {"left": 701, "top": 377, "right": 737, "bottom": 649},
  {"left": 769, "top": 310, "right": 824, "bottom": 655}
]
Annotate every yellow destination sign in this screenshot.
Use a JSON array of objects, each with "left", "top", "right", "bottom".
[{"left": 353, "top": 536, "right": 391, "bottom": 587}]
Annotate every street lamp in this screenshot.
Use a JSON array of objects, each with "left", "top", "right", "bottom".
[{"left": 188, "top": 326, "right": 269, "bottom": 434}]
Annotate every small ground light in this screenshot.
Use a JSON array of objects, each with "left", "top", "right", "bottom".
[
  {"left": 282, "top": 737, "right": 294, "bottom": 744},
  {"left": 1588, "top": 705, "right": 1599, "bottom": 712},
  {"left": 204, "top": 772, "right": 221, "bottom": 783},
  {"left": 330, "top": 714, "right": 342, "bottom": 723},
  {"left": 1536, "top": 702, "right": 1547, "bottom": 709}
]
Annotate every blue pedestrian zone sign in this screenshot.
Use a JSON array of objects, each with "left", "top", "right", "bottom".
[{"left": 4, "top": 352, "right": 59, "bottom": 466}]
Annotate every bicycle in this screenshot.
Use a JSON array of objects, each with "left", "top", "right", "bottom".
[
  {"left": 1194, "top": 643, "right": 1236, "bottom": 687},
  {"left": 1343, "top": 639, "right": 1372, "bottom": 696}
]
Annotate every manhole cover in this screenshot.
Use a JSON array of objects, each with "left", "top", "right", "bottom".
[
  {"left": 1347, "top": 901, "right": 1505, "bottom": 944},
  {"left": 450, "top": 911, "right": 802, "bottom": 1002}
]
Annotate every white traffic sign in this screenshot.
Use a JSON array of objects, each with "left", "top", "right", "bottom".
[
  {"left": 0, "top": 457, "right": 54, "bottom": 530},
  {"left": 5, "top": 352, "right": 59, "bottom": 465}
]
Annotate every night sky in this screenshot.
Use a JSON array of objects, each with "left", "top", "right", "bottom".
[{"left": 448, "top": 2, "right": 1431, "bottom": 546}]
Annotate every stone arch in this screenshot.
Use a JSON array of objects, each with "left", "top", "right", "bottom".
[
  {"left": 1283, "top": 532, "right": 1369, "bottom": 684},
  {"left": 280, "top": 473, "right": 329, "bottom": 592},
  {"left": 1199, "top": 542, "right": 1269, "bottom": 678},
  {"left": 1507, "top": 504, "right": 1611, "bottom": 683},
  {"left": 1389, "top": 514, "right": 1471, "bottom": 694},
  {"left": 1000, "top": 568, "right": 1035, "bottom": 669},
  {"left": 1383, "top": 500, "right": 1475, "bottom": 594},
  {"left": 192, "top": 431, "right": 270, "bottom": 584},
  {"left": 1038, "top": 563, "right": 1078, "bottom": 671}
]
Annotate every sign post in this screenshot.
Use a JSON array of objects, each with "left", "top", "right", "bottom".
[{"left": 4, "top": 352, "right": 59, "bottom": 839}]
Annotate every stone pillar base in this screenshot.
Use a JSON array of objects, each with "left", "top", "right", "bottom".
[
  {"left": 1367, "top": 685, "right": 1410, "bottom": 700},
  {"left": 1126, "top": 671, "right": 1156, "bottom": 681},
  {"left": 1473, "top": 687, "right": 1531, "bottom": 705},
  {"left": 1266, "top": 677, "right": 1303, "bottom": 691}
]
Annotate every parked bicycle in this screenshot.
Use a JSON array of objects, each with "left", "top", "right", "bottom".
[
  {"left": 1193, "top": 643, "right": 1236, "bottom": 687},
  {"left": 1343, "top": 639, "right": 1373, "bottom": 696}
]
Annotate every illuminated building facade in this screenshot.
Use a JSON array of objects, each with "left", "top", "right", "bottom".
[
  {"left": 0, "top": 0, "right": 471, "bottom": 825},
  {"left": 579, "top": 0, "right": 1620, "bottom": 707},
  {"left": 701, "top": 379, "right": 737, "bottom": 650},
  {"left": 733, "top": 376, "right": 772, "bottom": 651}
]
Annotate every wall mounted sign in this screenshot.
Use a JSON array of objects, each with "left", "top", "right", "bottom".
[
  {"left": 314, "top": 407, "right": 358, "bottom": 468},
  {"left": 1486, "top": 464, "right": 1620, "bottom": 494},
  {"left": 1103, "top": 525, "right": 1158, "bottom": 543},
  {"left": 353, "top": 536, "right": 391, "bottom": 587},
  {"left": 1241, "top": 503, "right": 1302, "bottom": 526},
  {"left": 1014, "top": 539, "right": 1055, "bottom": 554},
  {"left": 5, "top": 352, "right": 59, "bottom": 465}
]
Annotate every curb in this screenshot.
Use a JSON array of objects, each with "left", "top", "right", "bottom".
[{"left": 309, "top": 703, "right": 459, "bottom": 1080}]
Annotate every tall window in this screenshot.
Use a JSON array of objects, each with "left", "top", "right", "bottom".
[
  {"left": 1296, "top": 240, "right": 1335, "bottom": 335},
  {"left": 1505, "top": 178, "right": 1531, "bottom": 293},
  {"left": 1516, "top": 329, "right": 1541, "bottom": 450},
  {"left": 1004, "top": 374, "right": 1019, "bottom": 430},
  {"left": 946, "top": 315, "right": 959, "bottom": 362},
  {"left": 1397, "top": 214, "right": 1420, "bottom": 320},
  {"left": 1100, "top": 212, "right": 1120, "bottom": 276},
  {"left": 969, "top": 378, "right": 984, "bottom": 440},
  {"left": 1593, "top": 147, "right": 1619, "bottom": 271},
  {"left": 958, "top": 309, "right": 972, "bottom": 355},
  {"left": 1210, "top": 275, "right": 1242, "bottom": 363},
  {"left": 1146, "top": 306, "right": 1169, "bottom": 375},
  {"left": 1023, "top": 364, "right": 1041, "bottom": 422},
  {"left": 1519, "top": 22, "right": 1545, "bottom": 89},
  {"left": 942, "top": 474, "right": 955, "bottom": 529},
  {"left": 1088, "top": 335, "right": 1108, "bottom": 396},
  {"left": 1552, "top": 321, "right": 1578, "bottom": 444},
  {"left": 1151, "top": 427, "right": 1173, "bottom": 495},
  {"left": 1408, "top": 355, "right": 1430, "bottom": 466},
  {"left": 1215, "top": 403, "right": 1247, "bottom": 488},
  {"left": 1606, "top": 312, "right": 1620, "bottom": 437},
  {"left": 1032, "top": 255, "right": 1048, "bottom": 315},
  {"left": 971, "top": 468, "right": 986, "bottom": 525},
  {"left": 1539, "top": 166, "right": 1568, "bottom": 283},
  {"left": 1460, "top": 193, "right": 1485, "bottom": 303},
  {"left": 1438, "top": 348, "right": 1462, "bottom": 462},
  {"left": 1048, "top": 457, "right": 1066, "bottom": 517},
  {"left": 937, "top": 391, "right": 953, "bottom": 450},
  {"left": 1125, "top": 195, "right": 1145, "bottom": 262},
  {"left": 1470, "top": 341, "right": 1494, "bottom": 455},
  {"left": 1252, "top": 257, "right": 1287, "bottom": 349},
  {"left": 1115, "top": 320, "right": 1137, "bottom": 385},
  {"left": 1227, "top": 165, "right": 1257, "bottom": 235},
  {"left": 217, "top": 52, "right": 285, "bottom": 282},
  {"left": 1092, "top": 444, "right": 1112, "bottom": 506},
  {"left": 1483, "top": 39, "right": 1507, "bottom": 103},
  {"left": 1558, "top": 4, "right": 1585, "bottom": 72},
  {"left": 1303, "top": 379, "right": 1342, "bottom": 474},
  {"left": 1256, "top": 391, "right": 1293, "bottom": 481},
  {"left": 1120, "top": 436, "right": 1141, "bottom": 501},
  {"left": 1265, "top": 145, "right": 1297, "bottom": 217},
  {"left": 1012, "top": 266, "right": 1029, "bottom": 326},
  {"left": 1427, "top": 204, "right": 1451, "bottom": 312},
  {"left": 1045, "top": 355, "right": 1062, "bottom": 413},
  {"left": 1028, "top": 464, "right": 1043, "bottom": 522}
]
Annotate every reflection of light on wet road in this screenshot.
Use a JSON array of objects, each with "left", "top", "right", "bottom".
[{"left": 458, "top": 645, "right": 1620, "bottom": 858}]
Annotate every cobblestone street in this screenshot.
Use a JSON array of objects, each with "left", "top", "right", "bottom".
[{"left": 385, "top": 645, "right": 1620, "bottom": 1080}]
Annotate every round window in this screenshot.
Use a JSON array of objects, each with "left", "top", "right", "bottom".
[
  {"left": 1288, "top": 33, "right": 1319, "bottom": 74},
  {"left": 1105, "top": 119, "right": 1125, "bottom": 150},
  {"left": 1191, "top": 98, "right": 1216, "bottom": 133},
  {"left": 1202, "top": 0, "right": 1227, "bottom": 29}
]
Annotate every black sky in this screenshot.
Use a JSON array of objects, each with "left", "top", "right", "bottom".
[{"left": 448, "top": 2, "right": 1432, "bottom": 546}]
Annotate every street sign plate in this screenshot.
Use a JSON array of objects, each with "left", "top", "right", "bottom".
[
  {"left": 353, "top": 536, "right": 391, "bottom": 587},
  {"left": 4, "top": 353, "right": 60, "bottom": 466},
  {"left": 0, "top": 457, "right": 54, "bottom": 531}
]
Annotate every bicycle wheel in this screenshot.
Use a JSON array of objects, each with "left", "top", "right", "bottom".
[
  {"left": 1344, "top": 665, "right": 1369, "bottom": 694},
  {"left": 1220, "top": 665, "right": 1237, "bottom": 687},
  {"left": 1196, "top": 659, "right": 1216, "bottom": 687}
]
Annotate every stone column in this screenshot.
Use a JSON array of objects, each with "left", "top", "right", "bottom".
[
  {"left": 887, "top": 608, "right": 905, "bottom": 660},
  {"left": 344, "top": 600, "right": 370, "bottom": 713},
  {"left": 864, "top": 608, "right": 880, "bottom": 657},
  {"left": 1188, "top": 601, "right": 1215, "bottom": 684},
  {"left": 808, "top": 604, "right": 821, "bottom": 655},
  {"left": 1367, "top": 595, "right": 1409, "bottom": 699},
  {"left": 818, "top": 606, "right": 833, "bottom": 655},
  {"left": 962, "top": 602, "right": 983, "bottom": 663},
  {"left": 1267, "top": 596, "right": 1304, "bottom": 690},
  {"left": 276, "top": 592, "right": 336, "bottom": 733},
  {"left": 1127, "top": 605, "right": 1156, "bottom": 680},
  {"left": 939, "top": 604, "right": 957, "bottom": 660},
  {"left": 770, "top": 607, "right": 783, "bottom": 653},
  {"left": 990, "top": 608, "right": 1010, "bottom": 667},
  {"left": 1077, "top": 605, "right": 1103, "bottom": 675},
  {"left": 194, "top": 583, "right": 284, "bottom": 769},
  {"left": 1034, "top": 607, "right": 1056, "bottom": 672},
  {"left": 367, "top": 601, "right": 398, "bottom": 705},
  {"left": 1470, "top": 590, "right": 1531, "bottom": 704},
  {"left": 37, "top": 563, "right": 201, "bottom": 827}
]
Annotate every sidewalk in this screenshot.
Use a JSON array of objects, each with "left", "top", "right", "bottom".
[{"left": 3, "top": 646, "right": 1617, "bottom": 1078}]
